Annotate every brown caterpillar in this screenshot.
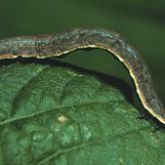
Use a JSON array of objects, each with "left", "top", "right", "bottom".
[{"left": 0, "top": 28, "right": 164, "bottom": 124}]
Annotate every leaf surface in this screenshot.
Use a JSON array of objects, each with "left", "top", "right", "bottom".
[{"left": 0, "top": 63, "right": 164, "bottom": 165}]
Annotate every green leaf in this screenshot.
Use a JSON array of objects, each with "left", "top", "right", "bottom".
[{"left": 0, "top": 62, "right": 164, "bottom": 165}]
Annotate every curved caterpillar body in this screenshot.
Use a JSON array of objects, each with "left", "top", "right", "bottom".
[{"left": 0, "top": 28, "right": 164, "bottom": 124}]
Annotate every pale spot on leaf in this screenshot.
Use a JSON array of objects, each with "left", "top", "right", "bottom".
[{"left": 58, "top": 115, "right": 68, "bottom": 122}]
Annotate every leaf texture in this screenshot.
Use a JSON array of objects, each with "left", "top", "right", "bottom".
[{"left": 0, "top": 63, "right": 164, "bottom": 165}]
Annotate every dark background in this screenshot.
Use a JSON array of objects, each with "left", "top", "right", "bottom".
[{"left": 0, "top": 0, "right": 165, "bottom": 106}]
